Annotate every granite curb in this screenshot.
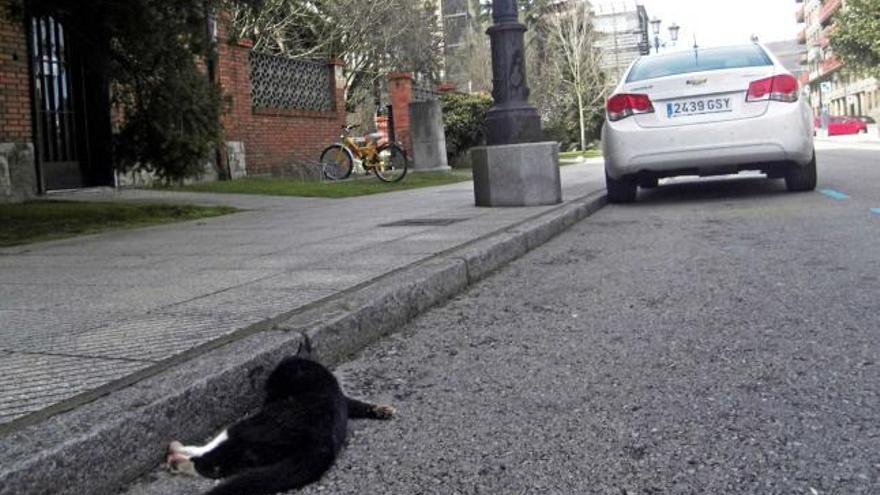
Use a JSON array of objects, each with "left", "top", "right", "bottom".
[{"left": 0, "top": 190, "right": 606, "bottom": 495}]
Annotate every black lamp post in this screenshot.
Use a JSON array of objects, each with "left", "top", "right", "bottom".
[
  {"left": 485, "top": 0, "right": 542, "bottom": 145},
  {"left": 650, "top": 17, "right": 662, "bottom": 53},
  {"left": 472, "top": 0, "right": 561, "bottom": 208}
]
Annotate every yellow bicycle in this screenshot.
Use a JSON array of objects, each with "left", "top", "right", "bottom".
[{"left": 319, "top": 125, "right": 408, "bottom": 183}]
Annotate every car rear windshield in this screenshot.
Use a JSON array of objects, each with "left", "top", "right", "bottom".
[{"left": 626, "top": 45, "right": 773, "bottom": 82}]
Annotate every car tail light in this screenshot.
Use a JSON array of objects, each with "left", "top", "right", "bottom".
[
  {"left": 606, "top": 94, "right": 654, "bottom": 121},
  {"left": 747, "top": 74, "right": 799, "bottom": 103}
]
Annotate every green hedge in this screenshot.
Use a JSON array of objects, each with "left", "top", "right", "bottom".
[{"left": 440, "top": 92, "right": 494, "bottom": 164}]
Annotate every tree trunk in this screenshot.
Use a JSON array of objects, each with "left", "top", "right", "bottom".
[{"left": 577, "top": 90, "right": 586, "bottom": 151}]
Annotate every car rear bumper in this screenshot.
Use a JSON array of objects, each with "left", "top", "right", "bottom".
[{"left": 602, "top": 102, "right": 814, "bottom": 180}]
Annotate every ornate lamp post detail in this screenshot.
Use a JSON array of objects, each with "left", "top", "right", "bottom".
[{"left": 485, "top": 0, "right": 542, "bottom": 145}]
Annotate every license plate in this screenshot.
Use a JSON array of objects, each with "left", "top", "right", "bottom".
[{"left": 666, "top": 97, "right": 733, "bottom": 118}]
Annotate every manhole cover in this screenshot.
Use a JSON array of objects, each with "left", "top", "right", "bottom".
[{"left": 379, "top": 218, "right": 467, "bottom": 227}]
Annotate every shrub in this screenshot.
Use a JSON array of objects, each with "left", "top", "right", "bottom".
[{"left": 440, "top": 92, "right": 494, "bottom": 163}]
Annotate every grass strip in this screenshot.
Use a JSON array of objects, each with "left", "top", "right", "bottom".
[
  {"left": 171, "top": 171, "right": 473, "bottom": 198},
  {"left": 559, "top": 149, "right": 603, "bottom": 160},
  {"left": 0, "top": 201, "right": 237, "bottom": 247}
]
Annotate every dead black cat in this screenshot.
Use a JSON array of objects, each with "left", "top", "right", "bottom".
[{"left": 166, "top": 341, "right": 394, "bottom": 495}]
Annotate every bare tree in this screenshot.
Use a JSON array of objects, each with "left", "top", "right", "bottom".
[
  {"left": 460, "top": 29, "right": 493, "bottom": 93},
  {"left": 228, "top": 0, "right": 442, "bottom": 105},
  {"left": 545, "top": 1, "right": 607, "bottom": 151}
]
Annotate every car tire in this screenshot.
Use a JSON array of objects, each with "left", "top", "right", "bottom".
[
  {"left": 606, "top": 172, "right": 637, "bottom": 203},
  {"left": 785, "top": 152, "right": 817, "bottom": 192}
]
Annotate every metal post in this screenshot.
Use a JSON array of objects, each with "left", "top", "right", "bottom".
[{"left": 484, "top": 0, "right": 542, "bottom": 145}]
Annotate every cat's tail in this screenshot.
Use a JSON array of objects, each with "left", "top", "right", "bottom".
[{"left": 202, "top": 456, "right": 331, "bottom": 495}]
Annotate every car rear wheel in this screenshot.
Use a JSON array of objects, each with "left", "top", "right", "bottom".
[
  {"left": 606, "top": 173, "right": 637, "bottom": 203},
  {"left": 785, "top": 152, "right": 817, "bottom": 192}
]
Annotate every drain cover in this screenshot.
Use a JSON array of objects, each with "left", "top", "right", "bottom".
[{"left": 380, "top": 218, "right": 467, "bottom": 227}]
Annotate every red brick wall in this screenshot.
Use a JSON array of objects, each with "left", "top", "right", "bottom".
[
  {"left": 388, "top": 72, "right": 414, "bottom": 155},
  {"left": 0, "top": 0, "right": 32, "bottom": 144},
  {"left": 217, "top": 35, "right": 345, "bottom": 176}
]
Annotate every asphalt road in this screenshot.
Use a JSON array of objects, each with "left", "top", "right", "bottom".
[{"left": 127, "top": 147, "right": 880, "bottom": 494}]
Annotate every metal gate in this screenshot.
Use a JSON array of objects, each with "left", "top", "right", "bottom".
[{"left": 28, "top": 14, "right": 90, "bottom": 190}]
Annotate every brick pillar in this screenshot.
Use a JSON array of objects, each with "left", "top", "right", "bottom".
[
  {"left": 330, "top": 58, "right": 346, "bottom": 121},
  {"left": 388, "top": 72, "right": 414, "bottom": 155},
  {"left": 217, "top": 37, "right": 254, "bottom": 142},
  {"left": 0, "top": 0, "right": 37, "bottom": 201},
  {"left": 215, "top": 36, "right": 253, "bottom": 179}
]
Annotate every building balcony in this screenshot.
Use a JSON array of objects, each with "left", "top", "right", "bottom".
[
  {"left": 821, "top": 55, "right": 843, "bottom": 75},
  {"left": 819, "top": 0, "right": 842, "bottom": 25},
  {"left": 797, "top": 29, "right": 807, "bottom": 44},
  {"left": 796, "top": 6, "right": 805, "bottom": 23},
  {"left": 820, "top": 24, "right": 837, "bottom": 48}
]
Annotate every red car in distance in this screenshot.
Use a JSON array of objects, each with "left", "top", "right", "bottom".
[{"left": 814, "top": 116, "right": 864, "bottom": 136}]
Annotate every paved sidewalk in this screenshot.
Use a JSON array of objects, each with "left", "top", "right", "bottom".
[{"left": 0, "top": 163, "right": 604, "bottom": 431}]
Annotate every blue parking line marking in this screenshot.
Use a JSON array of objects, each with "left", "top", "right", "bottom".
[
  {"left": 871, "top": 208, "right": 880, "bottom": 215},
  {"left": 820, "top": 189, "right": 850, "bottom": 200}
]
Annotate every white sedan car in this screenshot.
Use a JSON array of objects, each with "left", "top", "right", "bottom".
[{"left": 601, "top": 43, "right": 815, "bottom": 203}]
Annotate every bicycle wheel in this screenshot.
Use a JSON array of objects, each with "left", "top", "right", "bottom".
[
  {"left": 373, "top": 143, "right": 408, "bottom": 183},
  {"left": 320, "top": 144, "right": 353, "bottom": 180}
]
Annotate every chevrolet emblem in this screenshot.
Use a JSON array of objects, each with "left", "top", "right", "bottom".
[{"left": 687, "top": 78, "right": 708, "bottom": 86}]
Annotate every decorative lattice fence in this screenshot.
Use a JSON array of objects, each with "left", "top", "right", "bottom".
[
  {"left": 249, "top": 52, "right": 333, "bottom": 112},
  {"left": 412, "top": 81, "right": 441, "bottom": 103}
]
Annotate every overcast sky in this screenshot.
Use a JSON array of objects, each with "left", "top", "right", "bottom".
[{"left": 623, "top": 0, "right": 801, "bottom": 49}]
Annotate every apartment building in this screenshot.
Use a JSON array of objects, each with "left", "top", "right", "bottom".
[
  {"left": 593, "top": 2, "right": 650, "bottom": 83},
  {"left": 797, "top": 0, "right": 880, "bottom": 119}
]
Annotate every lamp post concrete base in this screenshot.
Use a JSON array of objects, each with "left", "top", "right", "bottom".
[{"left": 472, "top": 142, "right": 562, "bottom": 207}]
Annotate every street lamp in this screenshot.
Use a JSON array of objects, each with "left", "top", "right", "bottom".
[
  {"left": 650, "top": 17, "right": 679, "bottom": 54},
  {"left": 472, "top": 0, "right": 561, "bottom": 208},
  {"left": 484, "top": 0, "right": 542, "bottom": 145},
  {"left": 668, "top": 23, "right": 680, "bottom": 44},
  {"left": 650, "top": 17, "right": 662, "bottom": 53}
]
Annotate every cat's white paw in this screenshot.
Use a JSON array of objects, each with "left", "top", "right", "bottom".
[
  {"left": 374, "top": 405, "right": 396, "bottom": 419},
  {"left": 166, "top": 441, "right": 198, "bottom": 476}
]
